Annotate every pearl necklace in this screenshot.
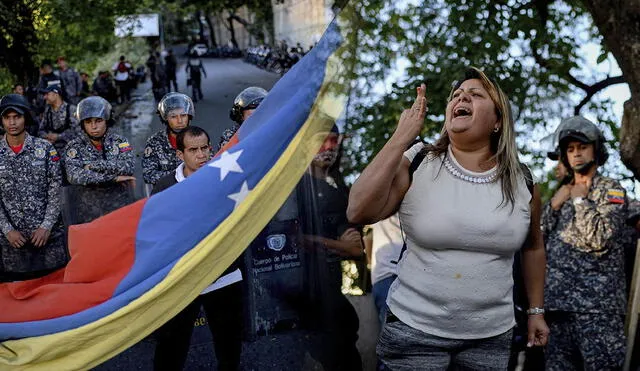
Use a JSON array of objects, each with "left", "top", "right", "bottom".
[{"left": 443, "top": 154, "right": 498, "bottom": 184}]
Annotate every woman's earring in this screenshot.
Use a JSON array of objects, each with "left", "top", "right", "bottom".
[{"left": 493, "top": 127, "right": 500, "bottom": 133}]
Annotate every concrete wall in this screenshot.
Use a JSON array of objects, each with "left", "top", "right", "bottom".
[{"left": 272, "top": 0, "right": 334, "bottom": 49}]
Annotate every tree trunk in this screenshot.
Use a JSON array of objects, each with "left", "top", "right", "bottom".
[
  {"left": 620, "top": 97, "right": 640, "bottom": 179},
  {"left": 226, "top": 13, "right": 239, "bottom": 48},
  {"left": 196, "top": 10, "right": 206, "bottom": 44},
  {"left": 581, "top": 0, "right": 640, "bottom": 178},
  {"left": 205, "top": 14, "right": 218, "bottom": 48},
  {"left": 0, "top": 0, "right": 39, "bottom": 83},
  {"left": 264, "top": 3, "right": 275, "bottom": 44}
]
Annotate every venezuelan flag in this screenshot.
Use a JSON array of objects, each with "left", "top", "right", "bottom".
[{"left": 0, "top": 6, "right": 357, "bottom": 370}]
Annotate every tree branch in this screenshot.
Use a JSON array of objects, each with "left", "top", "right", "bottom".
[
  {"left": 566, "top": 73, "right": 591, "bottom": 91},
  {"left": 574, "top": 75, "right": 626, "bottom": 114},
  {"left": 229, "top": 14, "right": 250, "bottom": 27},
  {"left": 527, "top": 0, "right": 599, "bottom": 94}
]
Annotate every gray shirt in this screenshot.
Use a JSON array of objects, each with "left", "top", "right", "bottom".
[
  {"left": 39, "top": 102, "right": 81, "bottom": 150},
  {"left": 59, "top": 67, "right": 82, "bottom": 99},
  {"left": 387, "top": 143, "right": 530, "bottom": 339}
]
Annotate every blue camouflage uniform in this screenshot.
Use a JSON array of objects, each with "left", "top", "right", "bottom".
[
  {"left": 63, "top": 129, "right": 135, "bottom": 224},
  {"left": 623, "top": 200, "right": 640, "bottom": 293},
  {"left": 0, "top": 133, "right": 67, "bottom": 276},
  {"left": 142, "top": 129, "right": 179, "bottom": 185},
  {"left": 542, "top": 175, "right": 627, "bottom": 371},
  {"left": 39, "top": 101, "right": 81, "bottom": 151},
  {"left": 217, "top": 124, "right": 240, "bottom": 152}
]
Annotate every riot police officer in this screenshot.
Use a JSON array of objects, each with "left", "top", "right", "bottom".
[
  {"left": 217, "top": 87, "right": 268, "bottom": 151},
  {"left": 63, "top": 96, "right": 136, "bottom": 224},
  {"left": 142, "top": 93, "right": 193, "bottom": 185},
  {"left": 0, "top": 94, "right": 67, "bottom": 281},
  {"left": 39, "top": 84, "right": 81, "bottom": 152},
  {"left": 296, "top": 124, "right": 363, "bottom": 370},
  {"left": 542, "top": 116, "right": 627, "bottom": 370}
]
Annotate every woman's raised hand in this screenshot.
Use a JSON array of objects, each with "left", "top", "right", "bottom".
[{"left": 392, "top": 83, "right": 428, "bottom": 145}]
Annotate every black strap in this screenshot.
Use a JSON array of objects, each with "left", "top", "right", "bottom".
[
  {"left": 45, "top": 109, "right": 52, "bottom": 131},
  {"left": 392, "top": 144, "right": 426, "bottom": 265},
  {"left": 519, "top": 163, "right": 534, "bottom": 197},
  {"left": 44, "top": 104, "right": 71, "bottom": 134},
  {"left": 64, "top": 103, "right": 71, "bottom": 130},
  {"left": 408, "top": 149, "right": 427, "bottom": 183}
]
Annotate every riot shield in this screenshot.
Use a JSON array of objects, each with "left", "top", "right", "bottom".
[
  {"left": 61, "top": 181, "right": 136, "bottom": 225},
  {"left": 240, "top": 170, "right": 363, "bottom": 370},
  {"left": 243, "top": 189, "right": 305, "bottom": 339}
]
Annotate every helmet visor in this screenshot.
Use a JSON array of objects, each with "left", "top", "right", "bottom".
[
  {"left": 77, "top": 97, "right": 111, "bottom": 122},
  {"left": 159, "top": 93, "right": 195, "bottom": 121}
]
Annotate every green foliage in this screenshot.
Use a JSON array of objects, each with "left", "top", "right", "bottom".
[
  {"left": 245, "top": 0, "right": 275, "bottom": 43},
  {"left": 76, "top": 37, "right": 150, "bottom": 77},
  {"left": 0, "top": 68, "right": 16, "bottom": 93},
  {"left": 0, "top": 0, "right": 41, "bottom": 82},
  {"left": 0, "top": 0, "right": 157, "bottom": 85},
  {"left": 339, "top": 0, "right": 631, "bottom": 191},
  {"left": 0, "top": 0, "right": 276, "bottom": 91}
]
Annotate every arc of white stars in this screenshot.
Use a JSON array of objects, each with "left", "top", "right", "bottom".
[
  {"left": 228, "top": 181, "right": 251, "bottom": 209},
  {"left": 209, "top": 150, "right": 244, "bottom": 181}
]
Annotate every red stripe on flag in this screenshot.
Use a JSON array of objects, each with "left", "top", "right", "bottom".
[
  {"left": 0, "top": 199, "right": 145, "bottom": 322},
  {"left": 215, "top": 135, "right": 239, "bottom": 156}
]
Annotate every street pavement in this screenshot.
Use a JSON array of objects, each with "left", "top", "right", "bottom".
[{"left": 93, "top": 57, "right": 379, "bottom": 370}]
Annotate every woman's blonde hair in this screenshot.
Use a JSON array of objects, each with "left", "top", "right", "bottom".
[{"left": 423, "top": 67, "right": 527, "bottom": 207}]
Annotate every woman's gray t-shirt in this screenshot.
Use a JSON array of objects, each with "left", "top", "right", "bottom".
[{"left": 387, "top": 143, "right": 531, "bottom": 339}]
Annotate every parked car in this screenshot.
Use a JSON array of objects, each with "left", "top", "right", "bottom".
[{"left": 190, "top": 44, "right": 209, "bottom": 56}]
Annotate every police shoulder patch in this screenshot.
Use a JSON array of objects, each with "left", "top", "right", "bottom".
[
  {"left": 66, "top": 148, "right": 77, "bottom": 159},
  {"left": 606, "top": 189, "right": 625, "bottom": 204},
  {"left": 144, "top": 146, "right": 153, "bottom": 157},
  {"left": 35, "top": 148, "right": 46, "bottom": 159}
]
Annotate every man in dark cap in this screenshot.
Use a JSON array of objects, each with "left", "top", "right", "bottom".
[
  {"left": 39, "top": 85, "right": 81, "bottom": 152},
  {"left": 0, "top": 94, "right": 67, "bottom": 281}
]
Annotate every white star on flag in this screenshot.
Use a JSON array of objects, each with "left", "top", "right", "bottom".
[
  {"left": 228, "top": 181, "right": 251, "bottom": 209},
  {"left": 209, "top": 150, "right": 244, "bottom": 180}
]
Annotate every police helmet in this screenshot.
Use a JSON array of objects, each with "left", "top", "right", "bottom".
[
  {"left": 0, "top": 94, "right": 35, "bottom": 125},
  {"left": 229, "top": 87, "right": 268, "bottom": 124},
  {"left": 76, "top": 96, "right": 114, "bottom": 126},
  {"left": 157, "top": 93, "right": 195, "bottom": 122},
  {"left": 557, "top": 116, "right": 608, "bottom": 167}
]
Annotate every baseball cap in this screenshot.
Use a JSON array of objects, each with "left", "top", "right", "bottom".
[
  {"left": 41, "top": 85, "right": 62, "bottom": 95},
  {"left": 1, "top": 106, "right": 25, "bottom": 116}
]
